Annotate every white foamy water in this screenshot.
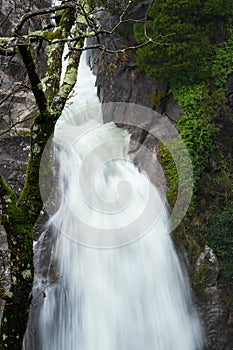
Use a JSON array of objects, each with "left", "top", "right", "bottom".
[{"left": 38, "top": 50, "right": 204, "bottom": 349}]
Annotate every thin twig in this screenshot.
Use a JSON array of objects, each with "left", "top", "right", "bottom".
[
  {"left": 0, "top": 86, "right": 29, "bottom": 106},
  {"left": 0, "top": 115, "right": 35, "bottom": 137},
  {"left": 0, "top": 9, "right": 13, "bottom": 28},
  {"left": 14, "top": 2, "right": 75, "bottom": 33},
  {"left": 32, "top": 276, "right": 63, "bottom": 305},
  {"left": 69, "top": 33, "right": 174, "bottom": 55}
]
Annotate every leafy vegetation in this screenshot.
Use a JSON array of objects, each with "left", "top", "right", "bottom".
[
  {"left": 135, "top": 0, "right": 233, "bottom": 84},
  {"left": 205, "top": 204, "right": 233, "bottom": 300},
  {"left": 135, "top": 0, "right": 233, "bottom": 306}
]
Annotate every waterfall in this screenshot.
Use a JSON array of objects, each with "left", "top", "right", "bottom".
[{"left": 37, "top": 51, "right": 205, "bottom": 349}]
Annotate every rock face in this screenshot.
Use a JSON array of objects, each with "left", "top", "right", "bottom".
[
  {"left": 195, "top": 246, "right": 233, "bottom": 349},
  {"left": 0, "top": 137, "right": 30, "bottom": 322},
  {"left": 95, "top": 75, "right": 233, "bottom": 350},
  {"left": 199, "top": 287, "right": 232, "bottom": 350},
  {"left": 0, "top": 136, "right": 30, "bottom": 195},
  {"left": 87, "top": 5, "right": 182, "bottom": 193},
  {"left": 91, "top": 8, "right": 181, "bottom": 118},
  {"left": 0, "top": 0, "right": 50, "bottom": 134},
  {"left": 95, "top": 70, "right": 233, "bottom": 349}
]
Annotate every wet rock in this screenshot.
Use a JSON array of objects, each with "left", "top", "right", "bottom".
[
  {"left": 0, "top": 136, "right": 30, "bottom": 197},
  {"left": 0, "top": 225, "right": 8, "bottom": 251},
  {"left": 198, "top": 286, "right": 232, "bottom": 350},
  {"left": 195, "top": 244, "right": 219, "bottom": 287}
]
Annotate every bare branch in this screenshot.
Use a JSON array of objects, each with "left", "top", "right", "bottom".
[
  {"left": 0, "top": 173, "right": 16, "bottom": 211},
  {"left": 69, "top": 34, "right": 173, "bottom": 55},
  {"left": 18, "top": 43, "right": 48, "bottom": 116},
  {"left": 0, "top": 115, "right": 34, "bottom": 137},
  {"left": 0, "top": 0, "right": 170, "bottom": 61},
  {"left": 109, "top": 0, "right": 142, "bottom": 34},
  {"left": 143, "top": 0, "right": 158, "bottom": 43},
  {"left": 47, "top": 29, "right": 172, "bottom": 48},
  {"left": 32, "top": 276, "right": 63, "bottom": 305},
  {"left": 0, "top": 46, "right": 15, "bottom": 56},
  {"left": 14, "top": 2, "right": 75, "bottom": 34},
  {"left": 0, "top": 85, "right": 29, "bottom": 107},
  {"left": 0, "top": 9, "right": 13, "bottom": 28},
  {"left": 0, "top": 38, "right": 17, "bottom": 56}
]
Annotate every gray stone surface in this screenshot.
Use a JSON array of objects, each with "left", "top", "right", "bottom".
[
  {"left": 0, "top": 225, "right": 8, "bottom": 251},
  {"left": 0, "top": 0, "right": 50, "bottom": 134}
]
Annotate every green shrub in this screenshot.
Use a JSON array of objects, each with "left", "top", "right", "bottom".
[{"left": 134, "top": 0, "right": 233, "bottom": 84}]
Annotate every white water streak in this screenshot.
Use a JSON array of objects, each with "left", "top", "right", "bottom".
[{"left": 38, "top": 50, "right": 204, "bottom": 349}]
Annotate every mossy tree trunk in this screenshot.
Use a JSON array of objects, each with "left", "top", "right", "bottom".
[
  {"left": 0, "top": 4, "right": 83, "bottom": 349},
  {"left": 0, "top": 190, "right": 35, "bottom": 349}
]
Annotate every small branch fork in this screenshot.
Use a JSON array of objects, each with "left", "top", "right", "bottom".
[
  {"left": 0, "top": 0, "right": 172, "bottom": 58},
  {"left": 13, "top": 2, "right": 75, "bottom": 33},
  {"left": 0, "top": 0, "right": 174, "bottom": 137}
]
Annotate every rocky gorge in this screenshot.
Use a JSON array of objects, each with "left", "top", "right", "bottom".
[{"left": 0, "top": 0, "right": 233, "bottom": 349}]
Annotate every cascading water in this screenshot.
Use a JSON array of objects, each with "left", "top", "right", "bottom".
[{"left": 37, "top": 51, "right": 205, "bottom": 349}]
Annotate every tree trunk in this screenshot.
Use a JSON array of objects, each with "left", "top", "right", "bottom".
[{"left": 0, "top": 204, "right": 34, "bottom": 350}]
